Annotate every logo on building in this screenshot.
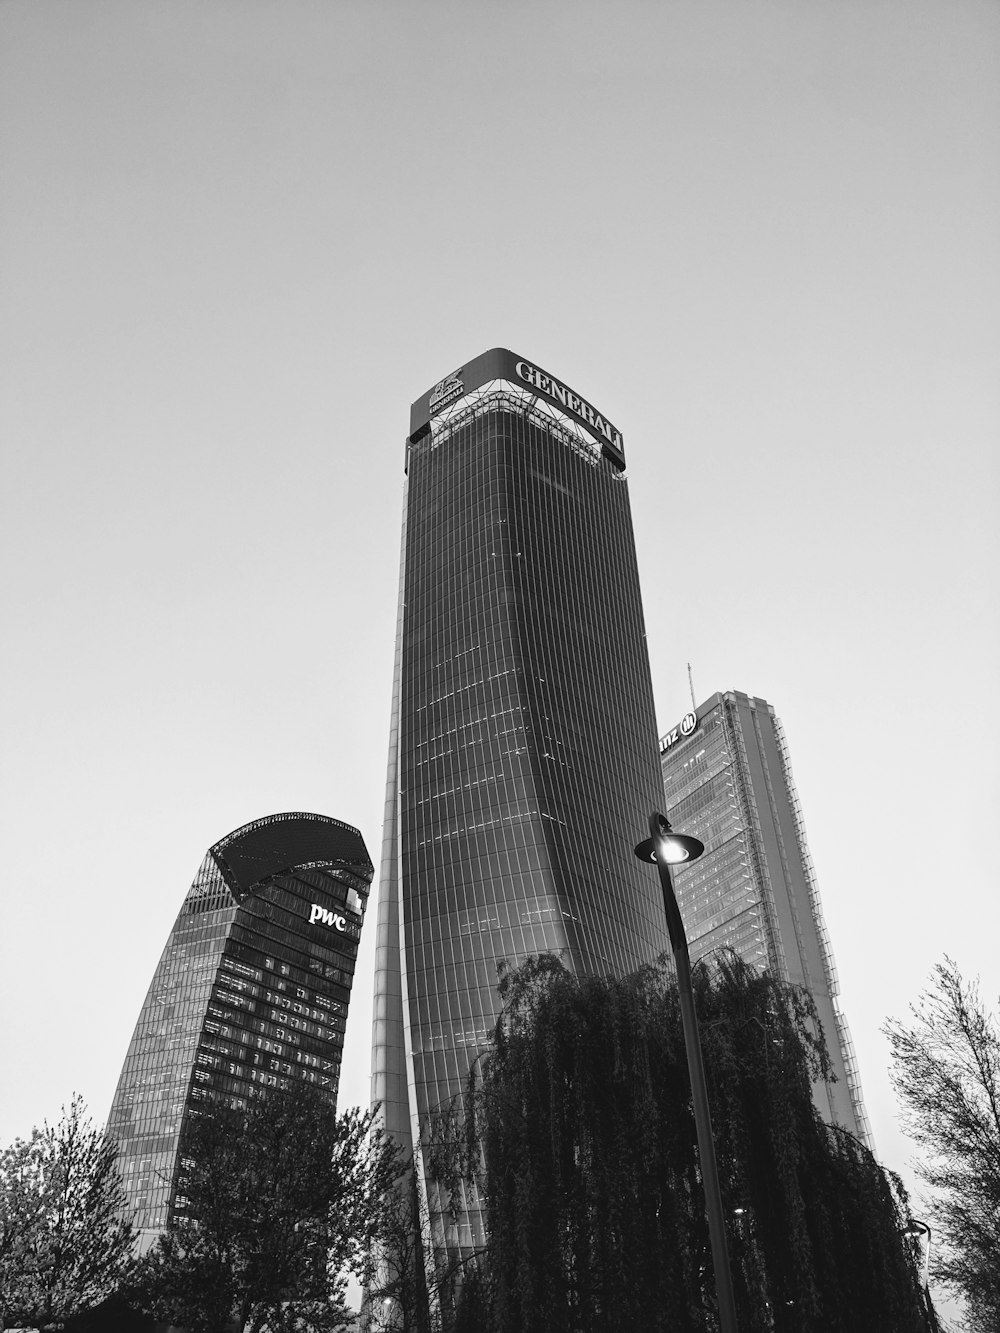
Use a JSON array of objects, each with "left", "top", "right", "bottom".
[
  {"left": 429, "top": 368, "right": 465, "bottom": 416},
  {"left": 659, "top": 711, "right": 698, "bottom": 754},
  {"left": 309, "top": 903, "right": 347, "bottom": 932},
  {"left": 513, "top": 360, "right": 624, "bottom": 455}
]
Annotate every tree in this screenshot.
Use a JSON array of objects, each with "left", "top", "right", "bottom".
[
  {"left": 434, "top": 953, "right": 930, "bottom": 1333},
  {"left": 885, "top": 958, "right": 1000, "bottom": 1332},
  {"left": 129, "top": 1081, "right": 404, "bottom": 1333},
  {"left": 0, "top": 1095, "right": 135, "bottom": 1330},
  {"left": 361, "top": 1169, "right": 432, "bottom": 1333}
]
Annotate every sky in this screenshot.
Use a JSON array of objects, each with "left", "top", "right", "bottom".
[{"left": 1, "top": 0, "right": 997, "bottom": 1311}]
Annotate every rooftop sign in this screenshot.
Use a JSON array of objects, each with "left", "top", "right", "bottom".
[
  {"left": 659, "top": 710, "right": 698, "bottom": 755},
  {"left": 409, "top": 347, "right": 626, "bottom": 469}
]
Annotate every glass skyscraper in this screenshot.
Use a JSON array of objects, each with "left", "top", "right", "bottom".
[
  {"left": 372, "top": 349, "right": 671, "bottom": 1271},
  {"left": 658, "top": 691, "right": 870, "bottom": 1141},
  {"left": 108, "top": 811, "right": 372, "bottom": 1251}
]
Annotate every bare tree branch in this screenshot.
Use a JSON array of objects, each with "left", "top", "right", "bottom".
[{"left": 885, "top": 958, "right": 1000, "bottom": 1332}]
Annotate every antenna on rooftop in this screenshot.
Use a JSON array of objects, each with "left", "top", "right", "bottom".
[{"left": 687, "top": 663, "right": 697, "bottom": 711}]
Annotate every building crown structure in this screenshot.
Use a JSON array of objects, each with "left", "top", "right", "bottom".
[{"left": 108, "top": 811, "right": 372, "bottom": 1251}]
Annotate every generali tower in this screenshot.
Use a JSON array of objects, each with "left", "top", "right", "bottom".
[{"left": 371, "top": 349, "right": 670, "bottom": 1271}]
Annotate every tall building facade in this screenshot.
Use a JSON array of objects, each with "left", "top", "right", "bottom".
[
  {"left": 658, "top": 691, "right": 870, "bottom": 1141},
  {"left": 108, "top": 812, "right": 372, "bottom": 1251},
  {"left": 372, "top": 349, "right": 671, "bottom": 1266}
]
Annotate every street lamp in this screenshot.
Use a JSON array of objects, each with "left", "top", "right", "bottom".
[
  {"left": 903, "top": 1219, "right": 931, "bottom": 1285},
  {"left": 635, "top": 811, "right": 739, "bottom": 1333},
  {"left": 903, "top": 1219, "right": 933, "bottom": 1306}
]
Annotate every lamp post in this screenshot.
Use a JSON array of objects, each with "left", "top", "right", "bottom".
[{"left": 635, "top": 811, "right": 739, "bottom": 1333}]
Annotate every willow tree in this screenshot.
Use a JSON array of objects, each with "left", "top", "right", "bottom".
[{"left": 437, "top": 953, "right": 929, "bottom": 1333}]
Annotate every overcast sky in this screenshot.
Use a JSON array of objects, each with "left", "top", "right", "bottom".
[{"left": 1, "top": 0, "right": 997, "bottom": 1310}]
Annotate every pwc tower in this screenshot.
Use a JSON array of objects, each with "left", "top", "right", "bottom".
[
  {"left": 372, "top": 349, "right": 670, "bottom": 1266},
  {"left": 109, "top": 812, "right": 372, "bottom": 1252}
]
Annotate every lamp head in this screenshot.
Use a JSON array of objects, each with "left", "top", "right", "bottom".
[{"left": 634, "top": 815, "right": 705, "bottom": 867}]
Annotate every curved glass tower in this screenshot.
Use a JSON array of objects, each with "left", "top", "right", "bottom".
[
  {"left": 372, "top": 350, "right": 670, "bottom": 1274},
  {"left": 108, "top": 812, "right": 372, "bottom": 1251}
]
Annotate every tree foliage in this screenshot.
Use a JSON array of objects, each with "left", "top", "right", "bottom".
[
  {"left": 433, "top": 953, "right": 929, "bottom": 1333},
  {"left": 0, "top": 1095, "right": 135, "bottom": 1330},
  {"left": 885, "top": 957, "right": 1000, "bottom": 1332},
  {"left": 362, "top": 1168, "right": 432, "bottom": 1333},
  {"left": 128, "top": 1081, "right": 404, "bottom": 1333}
]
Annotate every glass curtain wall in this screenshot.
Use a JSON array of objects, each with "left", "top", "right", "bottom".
[
  {"left": 660, "top": 692, "right": 871, "bottom": 1143},
  {"left": 377, "top": 390, "right": 670, "bottom": 1271},
  {"left": 109, "top": 812, "right": 373, "bottom": 1251}
]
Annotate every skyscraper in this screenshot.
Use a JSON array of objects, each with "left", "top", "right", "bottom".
[
  {"left": 108, "top": 811, "right": 372, "bottom": 1251},
  {"left": 372, "top": 349, "right": 670, "bottom": 1264},
  {"left": 658, "top": 691, "right": 870, "bottom": 1141}
]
